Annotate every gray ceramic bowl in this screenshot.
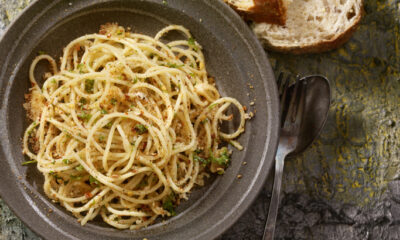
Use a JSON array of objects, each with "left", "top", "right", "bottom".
[{"left": 0, "top": 0, "right": 279, "bottom": 239}]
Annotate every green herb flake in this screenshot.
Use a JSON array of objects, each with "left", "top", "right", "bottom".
[
  {"left": 89, "top": 175, "right": 100, "bottom": 185},
  {"left": 75, "top": 165, "right": 84, "bottom": 171},
  {"left": 103, "top": 121, "right": 113, "bottom": 129},
  {"left": 110, "top": 98, "right": 117, "bottom": 105},
  {"left": 101, "top": 109, "right": 108, "bottom": 114},
  {"left": 78, "top": 112, "right": 92, "bottom": 122},
  {"left": 22, "top": 160, "right": 37, "bottom": 166},
  {"left": 38, "top": 51, "right": 46, "bottom": 55},
  {"left": 208, "top": 103, "right": 217, "bottom": 109},
  {"left": 188, "top": 37, "right": 198, "bottom": 51},
  {"left": 77, "top": 63, "right": 86, "bottom": 73},
  {"left": 134, "top": 124, "right": 148, "bottom": 134},
  {"left": 193, "top": 149, "right": 211, "bottom": 166},
  {"left": 70, "top": 175, "right": 82, "bottom": 181},
  {"left": 63, "top": 159, "right": 70, "bottom": 165},
  {"left": 209, "top": 148, "right": 230, "bottom": 166},
  {"left": 162, "top": 0, "right": 167, "bottom": 5},
  {"left": 27, "top": 122, "right": 38, "bottom": 136},
  {"left": 167, "top": 63, "right": 184, "bottom": 68},
  {"left": 85, "top": 79, "right": 95, "bottom": 93},
  {"left": 162, "top": 192, "right": 176, "bottom": 216},
  {"left": 99, "top": 135, "right": 105, "bottom": 142},
  {"left": 133, "top": 77, "right": 138, "bottom": 84},
  {"left": 79, "top": 97, "right": 87, "bottom": 105}
]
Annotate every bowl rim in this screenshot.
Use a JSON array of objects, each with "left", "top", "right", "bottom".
[{"left": 0, "top": 0, "right": 279, "bottom": 239}]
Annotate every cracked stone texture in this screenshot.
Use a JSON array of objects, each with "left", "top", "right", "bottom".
[{"left": 0, "top": 0, "right": 400, "bottom": 239}]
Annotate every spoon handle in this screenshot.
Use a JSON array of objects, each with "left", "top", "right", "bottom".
[{"left": 263, "top": 148, "right": 287, "bottom": 240}]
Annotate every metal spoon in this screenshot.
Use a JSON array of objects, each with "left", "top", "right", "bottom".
[{"left": 263, "top": 75, "right": 331, "bottom": 240}]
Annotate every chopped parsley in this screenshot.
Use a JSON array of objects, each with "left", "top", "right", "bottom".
[
  {"left": 209, "top": 148, "right": 230, "bottom": 166},
  {"left": 193, "top": 149, "right": 210, "bottom": 166},
  {"left": 78, "top": 112, "right": 92, "bottom": 122},
  {"left": 77, "top": 63, "right": 86, "bottom": 73},
  {"left": 70, "top": 175, "right": 82, "bottom": 180},
  {"left": 27, "top": 122, "right": 38, "bottom": 136},
  {"left": 208, "top": 103, "right": 217, "bottom": 109},
  {"left": 162, "top": 192, "right": 176, "bottom": 216},
  {"left": 134, "top": 124, "right": 148, "bottom": 134},
  {"left": 22, "top": 160, "right": 37, "bottom": 166},
  {"left": 193, "top": 148, "right": 230, "bottom": 166},
  {"left": 110, "top": 98, "right": 117, "bottom": 105},
  {"left": 188, "top": 37, "right": 198, "bottom": 51},
  {"left": 89, "top": 175, "right": 100, "bottom": 185},
  {"left": 85, "top": 79, "right": 95, "bottom": 93},
  {"left": 103, "top": 121, "right": 113, "bottom": 129},
  {"left": 79, "top": 98, "right": 87, "bottom": 105},
  {"left": 99, "top": 135, "right": 105, "bottom": 142},
  {"left": 101, "top": 109, "right": 108, "bottom": 114},
  {"left": 133, "top": 77, "right": 138, "bottom": 84},
  {"left": 75, "top": 165, "right": 84, "bottom": 171},
  {"left": 167, "top": 63, "right": 184, "bottom": 68},
  {"left": 63, "top": 159, "right": 70, "bottom": 165}
]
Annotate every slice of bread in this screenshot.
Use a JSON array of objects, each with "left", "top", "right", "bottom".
[
  {"left": 224, "top": 0, "right": 292, "bottom": 25},
  {"left": 253, "top": 0, "right": 363, "bottom": 54}
]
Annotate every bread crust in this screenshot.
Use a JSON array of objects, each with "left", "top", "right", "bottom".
[
  {"left": 260, "top": 2, "right": 364, "bottom": 54},
  {"left": 226, "top": 0, "right": 287, "bottom": 25}
]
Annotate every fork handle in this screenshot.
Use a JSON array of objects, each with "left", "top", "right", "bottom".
[{"left": 263, "top": 148, "right": 287, "bottom": 240}]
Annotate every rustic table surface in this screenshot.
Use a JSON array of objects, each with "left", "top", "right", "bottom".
[{"left": 1, "top": 0, "right": 399, "bottom": 239}]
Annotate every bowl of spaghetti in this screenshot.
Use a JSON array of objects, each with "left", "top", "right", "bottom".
[{"left": 0, "top": 0, "right": 279, "bottom": 239}]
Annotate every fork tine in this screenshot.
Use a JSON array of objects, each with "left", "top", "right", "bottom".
[
  {"left": 277, "top": 72, "right": 284, "bottom": 94},
  {"left": 279, "top": 74, "right": 291, "bottom": 119}
]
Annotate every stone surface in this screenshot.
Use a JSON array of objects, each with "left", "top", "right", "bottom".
[{"left": 0, "top": 0, "right": 399, "bottom": 239}]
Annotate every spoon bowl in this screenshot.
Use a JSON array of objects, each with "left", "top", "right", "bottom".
[{"left": 288, "top": 75, "right": 331, "bottom": 154}]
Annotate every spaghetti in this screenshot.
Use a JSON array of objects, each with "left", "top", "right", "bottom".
[{"left": 22, "top": 23, "right": 246, "bottom": 229}]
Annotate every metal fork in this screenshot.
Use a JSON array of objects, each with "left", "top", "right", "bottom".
[{"left": 263, "top": 74, "right": 307, "bottom": 240}]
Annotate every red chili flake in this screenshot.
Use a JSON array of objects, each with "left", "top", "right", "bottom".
[
  {"left": 243, "top": 106, "right": 247, "bottom": 111},
  {"left": 141, "top": 142, "right": 147, "bottom": 150},
  {"left": 85, "top": 192, "right": 93, "bottom": 199}
]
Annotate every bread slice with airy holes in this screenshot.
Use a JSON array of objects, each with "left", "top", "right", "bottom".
[
  {"left": 252, "top": 0, "right": 363, "bottom": 54},
  {"left": 224, "top": 0, "right": 292, "bottom": 25}
]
